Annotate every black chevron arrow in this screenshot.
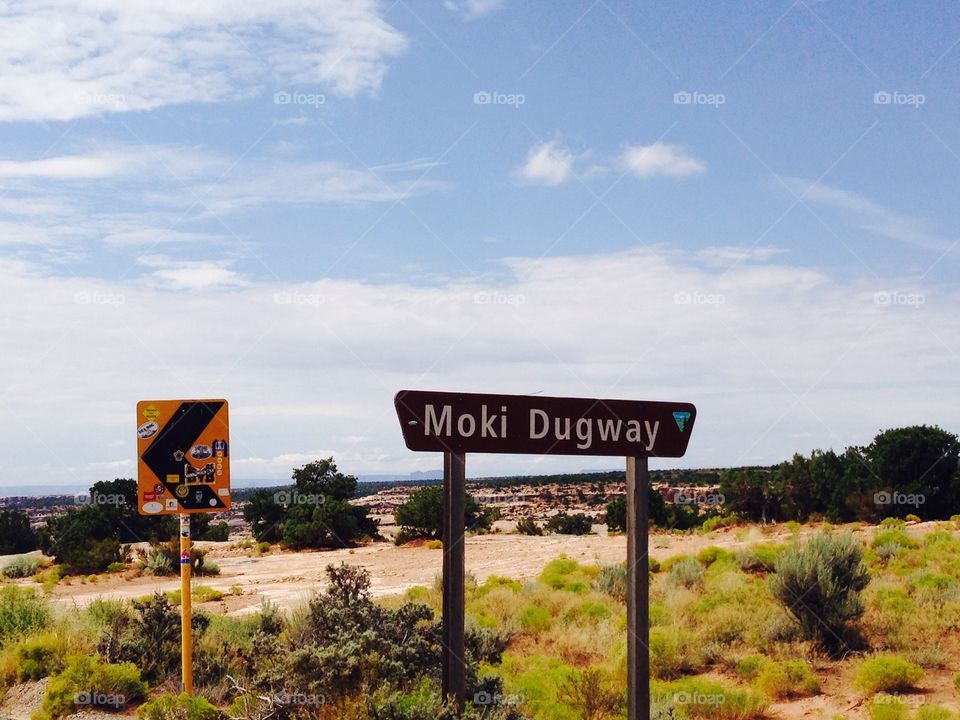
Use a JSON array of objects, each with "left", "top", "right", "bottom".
[{"left": 142, "top": 401, "right": 227, "bottom": 511}]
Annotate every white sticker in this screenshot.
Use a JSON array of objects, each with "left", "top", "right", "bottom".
[
  {"left": 141, "top": 501, "right": 163, "bottom": 514},
  {"left": 137, "top": 421, "right": 159, "bottom": 440}
]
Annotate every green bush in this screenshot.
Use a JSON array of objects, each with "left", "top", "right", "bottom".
[
  {"left": 595, "top": 563, "right": 627, "bottom": 601},
  {"left": 697, "top": 546, "right": 735, "bottom": 566},
  {"left": 867, "top": 695, "right": 910, "bottom": 720},
  {"left": 769, "top": 531, "right": 869, "bottom": 656},
  {"left": 538, "top": 556, "right": 593, "bottom": 593},
  {"left": 734, "top": 655, "right": 767, "bottom": 679},
  {"left": 137, "top": 692, "right": 220, "bottom": 720},
  {"left": 0, "top": 586, "right": 49, "bottom": 648},
  {"left": 653, "top": 677, "right": 767, "bottom": 720},
  {"left": 871, "top": 529, "right": 918, "bottom": 550},
  {"left": 41, "top": 655, "right": 147, "bottom": 719},
  {"left": 2, "top": 556, "right": 39, "bottom": 578},
  {"left": 904, "top": 514, "right": 921, "bottom": 524},
  {"left": 545, "top": 512, "right": 594, "bottom": 535},
  {"left": 519, "top": 605, "right": 552, "bottom": 632},
  {"left": 13, "top": 632, "right": 68, "bottom": 680},
  {"left": 702, "top": 515, "right": 737, "bottom": 533},
  {"left": 515, "top": 516, "right": 543, "bottom": 536},
  {"left": 667, "top": 558, "right": 704, "bottom": 589},
  {"left": 394, "top": 485, "right": 491, "bottom": 541},
  {"left": 753, "top": 660, "right": 820, "bottom": 699},
  {"left": 854, "top": 655, "right": 923, "bottom": 694},
  {"left": 916, "top": 706, "right": 954, "bottom": 720}
]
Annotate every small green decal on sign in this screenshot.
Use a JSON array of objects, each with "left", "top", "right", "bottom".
[{"left": 673, "top": 411, "right": 691, "bottom": 432}]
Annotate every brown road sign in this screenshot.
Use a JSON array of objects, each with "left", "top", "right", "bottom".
[
  {"left": 137, "top": 399, "right": 231, "bottom": 515},
  {"left": 394, "top": 390, "right": 695, "bottom": 457}
]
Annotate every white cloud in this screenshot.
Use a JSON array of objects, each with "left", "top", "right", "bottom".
[
  {"left": 444, "top": 0, "right": 505, "bottom": 20},
  {"left": 515, "top": 140, "right": 575, "bottom": 186},
  {"left": 0, "top": 246, "right": 955, "bottom": 486},
  {"left": 620, "top": 142, "right": 705, "bottom": 178},
  {"left": 0, "top": 152, "right": 140, "bottom": 179},
  {"left": 137, "top": 254, "right": 247, "bottom": 289},
  {"left": 782, "top": 178, "right": 955, "bottom": 252},
  {"left": 0, "top": 1, "right": 408, "bottom": 122}
]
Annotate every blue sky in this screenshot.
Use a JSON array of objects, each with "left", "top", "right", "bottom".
[{"left": 0, "top": 0, "right": 957, "bottom": 488}]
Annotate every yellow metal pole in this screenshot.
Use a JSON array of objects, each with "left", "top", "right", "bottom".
[{"left": 180, "top": 513, "right": 193, "bottom": 695}]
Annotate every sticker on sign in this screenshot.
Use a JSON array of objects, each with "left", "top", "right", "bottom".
[{"left": 394, "top": 390, "right": 695, "bottom": 457}]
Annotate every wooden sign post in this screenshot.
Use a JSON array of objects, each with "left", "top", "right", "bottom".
[{"left": 395, "top": 390, "right": 696, "bottom": 718}]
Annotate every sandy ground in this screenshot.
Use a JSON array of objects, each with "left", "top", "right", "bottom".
[{"left": 16, "top": 520, "right": 887, "bottom": 616}]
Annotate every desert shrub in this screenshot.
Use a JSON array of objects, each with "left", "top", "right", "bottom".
[
  {"left": 667, "top": 558, "right": 704, "bottom": 590},
  {"left": 697, "top": 546, "right": 736, "bottom": 567},
  {"left": 753, "top": 660, "right": 820, "bottom": 699},
  {"left": 0, "top": 586, "right": 49, "bottom": 648},
  {"left": 702, "top": 515, "right": 737, "bottom": 533},
  {"left": 106, "top": 561, "right": 126, "bottom": 573},
  {"left": 736, "top": 544, "right": 783, "bottom": 573},
  {"left": 854, "top": 655, "right": 923, "bottom": 694},
  {"left": 137, "top": 692, "right": 220, "bottom": 720},
  {"left": 557, "top": 666, "right": 622, "bottom": 720},
  {"left": 916, "top": 706, "right": 954, "bottom": 720},
  {"left": 268, "top": 563, "right": 443, "bottom": 700},
  {"left": 653, "top": 677, "right": 767, "bottom": 720},
  {"left": 519, "top": 605, "right": 552, "bottom": 633},
  {"left": 880, "top": 518, "right": 905, "bottom": 529},
  {"left": 649, "top": 626, "right": 704, "bottom": 679},
  {"left": 538, "top": 556, "right": 595, "bottom": 593},
  {"left": 734, "top": 655, "right": 767, "bottom": 679},
  {"left": 2, "top": 556, "right": 39, "bottom": 578},
  {"left": 516, "top": 516, "right": 543, "bottom": 536},
  {"left": 873, "top": 543, "right": 902, "bottom": 562},
  {"left": 101, "top": 591, "right": 181, "bottom": 683},
  {"left": 12, "top": 632, "right": 69, "bottom": 680},
  {"left": 904, "top": 514, "right": 921, "bottom": 523},
  {"left": 661, "top": 554, "right": 695, "bottom": 572},
  {"left": 910, "top": 572, "right": 960, "bottom": 604},
  {"left": 195, "top": 558, "right": 221, "bottom": 577},
  {"left": 867, "top": 696, "right": 910, "bottom": 720},
  {"left": 769, "top": 531, "right": 869, "bottom": 656},
  {"left": 545, "top": 513, "right": 594, "bottom": 535},
  {"left": 140, "top": 547, "right": 174, "bottom": 576},
  {"left": 40, "top": 655, "right": 147, "bottom": 719},
  {"left": 193, "top": 586, "right": 224, "bottom": 603},
  {"left": 871, "top": 529, "right": 918, "bottom": 550},
  {"left": 595, "top": 563, "right": 627, "bottom": 601}
]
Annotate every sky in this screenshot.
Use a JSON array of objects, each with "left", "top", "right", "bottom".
[{"left": 0, "top": 0, "right": 958, "bottom": 489}]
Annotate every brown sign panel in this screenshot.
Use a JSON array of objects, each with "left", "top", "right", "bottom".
[{"left": 395, "top": 390, "right": 695, "bottom": 457}]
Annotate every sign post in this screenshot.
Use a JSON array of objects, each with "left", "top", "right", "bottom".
[
  {"left": 137, "top": 399, "right": 231, "bottom": 696},
  {"left": 180, "top": 514, "right": 193, "bottom": 695},
  {"left": 441, "top": 452, "right": 466, "bottom": 707},
  {"left": 626, "top": 456, "right": 649, "bottom": 720},
  {"left": 394, "top": 390, "right": 695, "bottom": 720}
]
